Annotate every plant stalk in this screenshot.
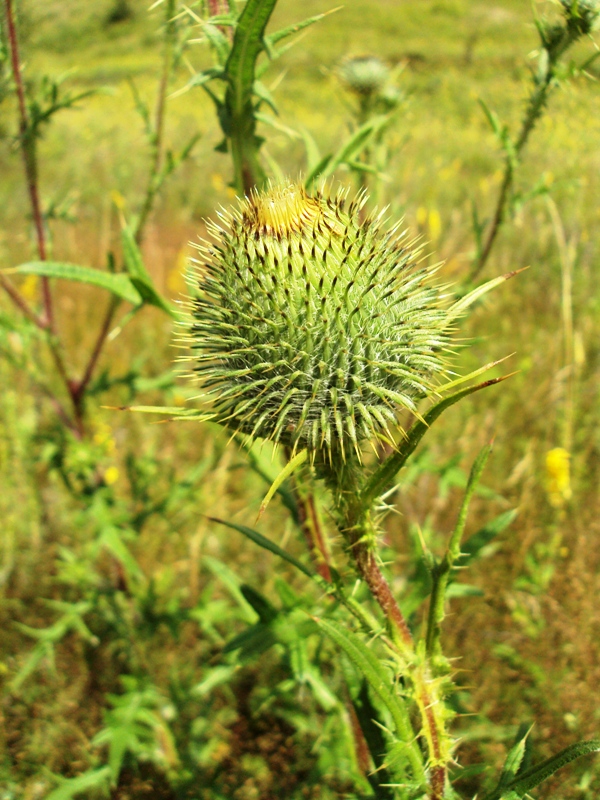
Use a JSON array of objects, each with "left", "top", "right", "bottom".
[
  {"left": 325, "top": 459, "right": 450, "bottom": 799},
  {"left": 134, "top": 0, "right": 176, "bottom": 244},
  {"left": 470, "top": 17, "right": 586, "bottom": 282},
  {"left": 4, "top": 0, "right": 52, "bottom": 329}
]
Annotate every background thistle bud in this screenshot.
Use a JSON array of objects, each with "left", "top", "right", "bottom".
[
  {"left": 187, "top": 183, "right": 450, "bottom": 461},
  {"left": 338, "top": 55, "right": 390, "bottom": 97}
]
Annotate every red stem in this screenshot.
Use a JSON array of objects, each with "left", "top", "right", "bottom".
[
  {"left": 5, "top": 0, "right": 53, "bottom": 330},
  {"left": 72, "top": 297, "right": 119, "bottom": 411},
  {"left": 0, "top": 274, "right": 44, "bottom": 328}
]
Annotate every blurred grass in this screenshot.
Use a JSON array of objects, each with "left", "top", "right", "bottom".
[{"left": 2, "top": 0, "right": 600, "bottom": 797}]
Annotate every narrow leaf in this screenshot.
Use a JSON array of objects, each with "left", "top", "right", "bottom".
[
  {"left": 448, "top": 269, "right": 526, "bottom": 323},
  {"left": 225, "top": 0, "right": 277, "bottom": 121},
  {"left": 257, "top": 448, "right": 307, "bottom": 520},
  {"left": 45, "top": 768, "right": 112, "bottom": 800},
  {"left": 209, "top": 517, "right": 315, "bottom": 580},
  {"left": 361, "top": 376, "right": 511, "bottom": 507},
  {"left": 265, "top": 8, "right": 341, "bottom": 47},
  {"left": 120, "top": 226, "right": 175, "bottom": 316},
  {"left": 483, "top": 740, "right": 600, "bottom": 800},
  {"left": 6, "top": 262, "right": 141, "bottom": 305},
  {"left": 458, "top": 509, "right": 518, "bottom": 566},
  {"left": 497, "top": 725, "right": 533, "bottom": 790}
]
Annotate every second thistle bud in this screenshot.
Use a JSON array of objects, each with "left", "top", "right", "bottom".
[{"left": 187, "top": 183, "right": 450, "bottom": 461}]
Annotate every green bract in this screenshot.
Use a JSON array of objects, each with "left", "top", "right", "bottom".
[{"left": 187, "top": 183, "right": 451, "bottom": 460}]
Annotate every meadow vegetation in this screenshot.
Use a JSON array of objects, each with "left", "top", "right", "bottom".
[{"left": 1, "top": 1, "right": 600, "bottom": 798}]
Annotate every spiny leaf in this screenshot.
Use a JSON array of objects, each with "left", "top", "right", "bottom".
[
  {"left": 482, "top": 739, "right": 600, "bottom": 800},
  {"left": 265, "top": 7, "right": 341, "bottom": 49},
  {"left": 497, "top": 725, "right": 533, "bottom": 791},
  {"left": 314, "top": 618, "right": 426, "bottom": 785},
  {"left": 224, "top": 0, "right": 277, "bottom": 121}
]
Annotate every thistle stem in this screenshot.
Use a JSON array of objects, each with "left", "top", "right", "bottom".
[
  {"left": 325, "top": 459, "right": 449, "bottom": 798},
  {"left": 470, "top": 17, "right": 585, "bottom": 282}
]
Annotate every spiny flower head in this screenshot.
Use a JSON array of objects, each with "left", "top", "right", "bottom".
[{"left": 185, "top": 182, "right": 451, "bottom": 462}]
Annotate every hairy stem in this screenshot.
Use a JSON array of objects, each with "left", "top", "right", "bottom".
[{"left": 324, "top": 459, "right": 450, "bottom": 798}]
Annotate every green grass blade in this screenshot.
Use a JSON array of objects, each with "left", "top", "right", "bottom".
[
  {"left": 209, "top": 517, "right": 316, "bottom": 580},
  {"left": 45, "top": 768, "right": 112, "bottom": 800},
  {"left": 6, "top": 262, "right": 142, "bottom": 305}
]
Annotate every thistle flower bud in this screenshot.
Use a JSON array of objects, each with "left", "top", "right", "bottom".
[
  {"left": 338, "top": 55, "right": 390, "bottom": 97},
  {"left": 186, "top": 183, "right": 451, "bottom": 461}
]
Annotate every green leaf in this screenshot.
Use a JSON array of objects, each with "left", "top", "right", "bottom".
[
  {"left": 448, "top": 269, "right": 525, "bottom": 323},
  {"left": 257, "top": 448, "right": 307, "bottom": 520},
  {"left": 351, "top": 680, "right": 395, "bottom": 797},
  {"left": 483, "top": 740, "right": 600, "bottom": 800},
  {"left": 458, "top": 509, "right": 518, "bottom": 566},
  {"left": 202, "top": 555, "right": 258, "bottom": 623},
  {"left": 192, "top": 665, "right": 238, "bottom": 697},
  {"left": 225, "top": 0, "right": 277, "bottom": 119},
  {"left": 209, "top": 517, "right": 316, "bottom": 581},
  {"left": 198, "top": 19, "right": 231, "bottom": 65},
  {"left": 479, "top": 98, "right": 504, "bottom": 139},
  {"left": 497, "top": 725, "right": 533, "bottom": 791},
  {"left": 445, "top": 583, "right": 483, "bottom": 598},
  {"left": 265, "top": 7, "right": 340, "bottom": 48},
  {"left": 314, "top": 618, "right": 426, "bottom": 785},
  {"left": 307, "top": 115, "right": 392, "bottom": 185},
  {"left": 99, "top": 526, "right": 145, "bottom": 584},
  {"left": 222, "top": 622, "right": 276, "bottom": 658},
  {"left": 45, "top": 768, "right": 112, "bottom": 800},
  {"left": 5, "top": 262, "right": 142, "bottom": 305},
  {"left": 236, "top": 437, "right": 299, "bottom": 525},
  {"left": 299, "top": 127, "right": 322, "bottom": 174},
  {"left": 240, "top": 584, "right": 278, "bottom": 624},
  {"left": 120, "top": 226, "right": 175, "bottom": 316},
  {"left": 361, "top": 375, "right": 512, "bottom": 507},
  {"left": 223, "top": 0, "right": 278, "bottom": 188}
]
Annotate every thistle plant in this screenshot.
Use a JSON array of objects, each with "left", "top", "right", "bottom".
[{"left": 183, "top": 180, "right": 600, "bottom": 799}]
